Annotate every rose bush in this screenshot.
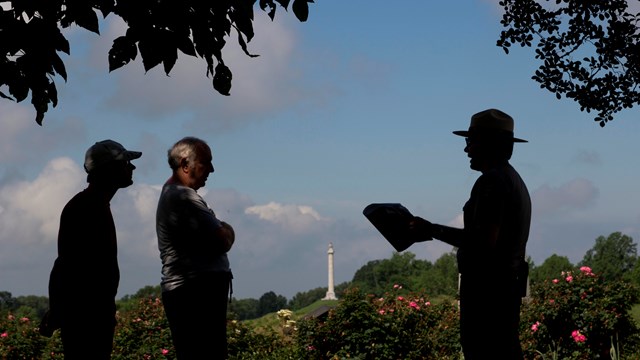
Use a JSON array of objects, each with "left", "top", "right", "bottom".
[
  {"left": 295, "top": 286, "right": 461, "bottom": 359},
  {"left": 2, "top": 269, "right": 640, "bottom": 359},
  {"left": 520, "top": 266, "right": 640, "bottom": 359},
  {"left": 0, "top": 314, "right": 48, "bottom": 359}
]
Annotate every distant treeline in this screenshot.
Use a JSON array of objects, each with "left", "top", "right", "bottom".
[{"left": 3, "top": 231, "right": 638, "bottom": 322}]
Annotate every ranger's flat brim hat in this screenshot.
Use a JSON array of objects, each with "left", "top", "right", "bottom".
[{"left": 453, "top": 108, "right": 527, "bottom": 143}]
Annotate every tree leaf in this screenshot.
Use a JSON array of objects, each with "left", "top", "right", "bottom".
[
  {"left": 0, "top": 90, "right": 13, "bottom": 100},
  {"left": 275, "top": 0, "right": 291, "bottom": 9},
  {"left": 292, "top": 0, "right": 309, "bottom": 22},
  {"left": 139, "top": 37, "right": 163, "bottom": 72},
  {"left": 213, "top": 63, "right": 232, "bottom": 96},
  {"left": 236, "top": 29, "right": 259, "bottom": 58},
  {"left": 74, "top": 7, "right": 100, "bottom": 34},
  {"left": 48, "top": 81, "right": 58, "bottom": 108},
  {"left": 53, "top": 31, "right": 71, "bottom": 55},
  {"left": 177, "top": 36, "right": 196, "bottom": 57},
  {"left": 163, "top": 47, "right": 178, "bottom": 75},
  {"left": 260, "top": 0, "right": 277, "bottom": 20},
  {"left": 51, "top": 54, "right": 67, "bottom": 81},
  {"left": 108, "top": 36, "right": 138, "bottom": 72}
]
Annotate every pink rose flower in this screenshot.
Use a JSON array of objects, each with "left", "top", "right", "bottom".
[
  {"left": 566, "top": 275, "right": 573, "bottom": 282},
  {"left": 531, "top": 321, "right": 540, "bottom": 332},
  {"left": 552, "top": 279, "right": 559, "bottom": 284},
  {"left": 425, "top": 301, "right": 431, "bottom": 306},
  {"left": 393, "top": 284, "right": 401, "bottom": 289},
  {"left": 379, "top": 309, "right": 385, "bottom": 315},
  {"left": 409, "top": 301, "right": 419, "bottom": 309},
  {"left": 580, "top": 266, "right": 592, "bottom": 274},
  {"left": 161, "top": 349, "right": 169, "bottom": 355},
  {"left": 1, "top": 332, "right": 8, "bottom": 338},
  {"left": 572, "top": 330, "right": 587, "bottom": 343},
  {"left": 397, "top": 296, "right": 404, "bottom": 301}
]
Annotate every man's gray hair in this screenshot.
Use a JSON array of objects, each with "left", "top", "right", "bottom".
[{"left": 167, "top": 137, "right": 209, "bottom": 171}]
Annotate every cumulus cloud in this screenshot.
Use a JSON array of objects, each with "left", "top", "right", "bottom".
[
  {"left": 0, "top": 159, "right": 379, "bottom": 299},
  {"left": 245, "top": 201, "right": 327, "bottom": 233},
  {"left": 0, "top": 157, "right": 84, "bottom": 246},
  {"left": 531, "top": 178, "right": 598, "bottom": 218}
]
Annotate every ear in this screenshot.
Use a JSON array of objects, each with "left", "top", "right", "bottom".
[{"left": 180, "top": 158, "right": 190, "bottom": 173}]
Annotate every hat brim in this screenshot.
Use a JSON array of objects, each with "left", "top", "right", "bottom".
[{"left": 452, "top": 130, "right": 527, "bottom": 143}]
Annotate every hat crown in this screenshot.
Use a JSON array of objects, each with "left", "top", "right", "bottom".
[
  {"left": 452, "top": 108, "right": 527, "bottom": 143},
  {"left": 469, "top": 109, "right": 514, "bottom": 133}
]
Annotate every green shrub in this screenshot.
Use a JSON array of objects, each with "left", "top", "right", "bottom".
[
  {"left": 112, "top": 297, "right": 174, "bottom": 360},
  {"left": 520, "top": 266, "right": 640, "bottom": 359}
]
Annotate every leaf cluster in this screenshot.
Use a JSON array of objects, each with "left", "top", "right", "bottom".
[
  {"left": 0, "top": 0, "right": 314, "bottom": 125},
  {"left": 498, "top": 0, "right": 640, "bottom": 126}
]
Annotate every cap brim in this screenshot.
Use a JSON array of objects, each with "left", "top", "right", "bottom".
[
  {"left": 452, "top": 130, "right": 469, "bottom": 137},
  {"left": 452, "top": 130, "right": 527, "bottom": 143},
  {"left": 123, "top": 151, "right": 142, "bottom": 160}
]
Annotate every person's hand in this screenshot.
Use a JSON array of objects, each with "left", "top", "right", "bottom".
[{"left": 408, "top": 216, "right": 434, "bottom": 242}]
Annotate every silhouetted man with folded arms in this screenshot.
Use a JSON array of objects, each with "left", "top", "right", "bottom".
[
  {"left": 46, "top": 140, "right": 141, "bottom": 360},
  {"left": 156, "top": 137, "right": 235, "bottom": 359},
  {"left": 410, "top": 109, "right": 531, "bottom": 359}
]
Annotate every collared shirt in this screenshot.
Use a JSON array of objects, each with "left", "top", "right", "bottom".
[
  {"left": 156, "top": 183, "right": 230, "bottom": 292},
  {"left": 457, "top": 162, "right": 531, "bottom": 275}
]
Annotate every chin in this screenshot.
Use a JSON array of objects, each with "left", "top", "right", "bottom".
[{"left": 119, "top": 179, "right": 134, "bottom": 188}]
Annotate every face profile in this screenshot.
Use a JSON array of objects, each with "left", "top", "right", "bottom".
[{"left": 188, "top": 145, "right": 214, "bottom": 190}]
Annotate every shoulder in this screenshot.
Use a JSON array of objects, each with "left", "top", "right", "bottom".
[
  {"left": 160, "top": 183, "right": 208, "bottom": 208},
  {"left": 61, "top": 190, "right": 90, "bottom": 214}
]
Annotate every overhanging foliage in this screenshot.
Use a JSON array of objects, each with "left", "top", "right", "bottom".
[
  {"left": 499, "top": 0, "right": 640, "bottom": 126},
  {"left": 0, "top": 0, "right": 314, "bottom": 125}
]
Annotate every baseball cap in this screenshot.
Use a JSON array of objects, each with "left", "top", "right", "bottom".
[{"left": 84, "top": 140, "right": 142, "bottom": 173}]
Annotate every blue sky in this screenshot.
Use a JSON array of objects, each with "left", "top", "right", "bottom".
[{"left": 1, "top": 1, "right": 639, "bottom": 300}]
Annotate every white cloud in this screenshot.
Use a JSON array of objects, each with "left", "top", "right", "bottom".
[
  {"left": 0, "top": 157, "right": 84, "bottom": 246},
  {"left": 532, "top": 178, "right": 599, "bottom": 218},
  {"left": 245, "top": 201, "right": 327, "bottom": 233}
]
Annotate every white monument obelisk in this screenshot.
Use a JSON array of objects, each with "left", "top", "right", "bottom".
[{"left": 322, "top": 242, "right": 338, "bottom": 300}]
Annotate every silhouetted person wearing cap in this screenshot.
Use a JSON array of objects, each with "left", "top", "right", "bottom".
[
  {"left": 45, "top": 140, "right": 141, "bottom": 360},
  {"left": 410, "top": 109, "right": 531, "bottom": 360},
  {"left": 156, "top": 137, "right": 235, "bottom": 359}
]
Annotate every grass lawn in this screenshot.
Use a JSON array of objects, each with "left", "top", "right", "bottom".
[
  {"left": 631, "top": 303, "right": 640, "bottom": 326},
  {"left": 243, "top": 299, "right": 339, "bottom": 332}
]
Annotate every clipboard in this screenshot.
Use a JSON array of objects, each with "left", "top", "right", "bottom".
[{"left": 363, "top": 203, "right": 427, "bottom": 252}]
